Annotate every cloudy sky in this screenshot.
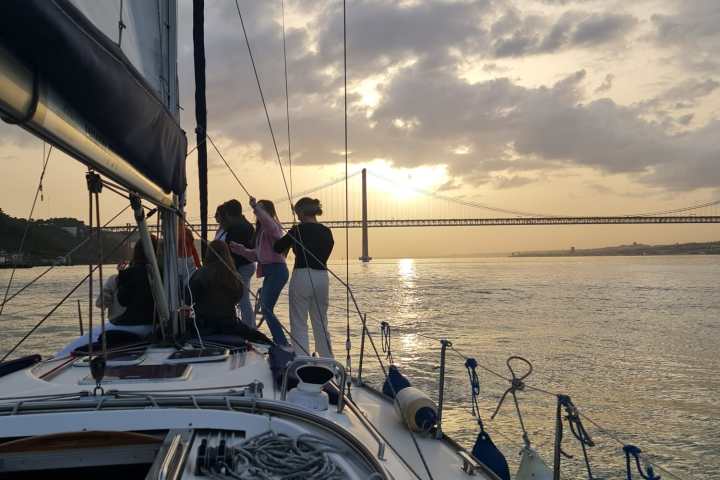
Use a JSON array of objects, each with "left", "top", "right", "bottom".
[{"left": 1, "top": 0, "right": 719, "bottom": 257}]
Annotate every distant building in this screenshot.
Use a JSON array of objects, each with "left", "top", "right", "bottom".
[
  {"left": 0, "top": 251, "right": 27, "bottom": 267},
  {"left": 60, "top": 226, "right": 79, "bottom": 237}
]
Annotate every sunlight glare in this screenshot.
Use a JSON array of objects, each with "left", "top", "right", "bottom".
[{"left": 367, "top": 160, "right": 449, "bottom": 202}]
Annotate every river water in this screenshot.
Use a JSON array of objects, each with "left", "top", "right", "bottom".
[{"left": 1, "top": 256, "right": 718, "bottom": 479}]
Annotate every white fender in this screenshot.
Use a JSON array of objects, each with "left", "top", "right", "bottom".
[
  {"left": 394, "top": 386, "right": 437, "bottom": 432},
  {"left": 516, "top": 446, "right": 553, "bottom": 480}
]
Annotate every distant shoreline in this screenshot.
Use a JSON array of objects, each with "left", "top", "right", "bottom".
[{"left": 510, "top": 240, "right": 720, "bottom": 258}]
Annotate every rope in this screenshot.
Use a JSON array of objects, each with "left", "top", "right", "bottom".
[
  {"left": 489, "top": 356, "right": 532, "bottom": 447},
  {"left": 465, "top": 357, "right": 484, "bottom": 427},
  {"left": 380, "top": 321, "right": 393, "bottom": 364},
  {"left": 201, "top": 431, "right": 347, "bottom": 479},
  {"left": 0, "top": 146, "right": 53, "bottom": 317},
  {"left": 625, "top": 445, "right": 661, "bottom": 480},
  {"left": 557, "top": 394, "right": 595, "bottom": 479}
]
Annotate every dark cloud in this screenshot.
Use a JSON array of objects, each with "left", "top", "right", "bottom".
[
  {"left": 676, "top": 113, "right": 694, "bottom": 126},
  {"left": 492, "top": 11, "right": 637, "bottom": 57},
  {"left": 634, "top": 78, "right": 719, "bottom": 124},
  {"left": 571, "top": 13, "right": 636, "bottom": 45},
  {"left": 493, "top": 174, "right": 537, "bottom": 189},
  {"left": 651, "top": 1, "right": 720, "bottom": 71},
  {"left": 662, "top": 78, "right": 720, "bottom": 103}
]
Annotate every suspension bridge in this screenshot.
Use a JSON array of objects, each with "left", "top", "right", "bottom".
[{"left": 105, "top": 168, "right": 720, "bottom": 261}]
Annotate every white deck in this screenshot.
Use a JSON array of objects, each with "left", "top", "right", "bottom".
[{"left": 0, "top": 345, "right": 495, "bottom": 479}]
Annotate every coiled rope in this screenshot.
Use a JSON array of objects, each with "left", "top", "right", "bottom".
[{"left": 200, "top": 431, "right": 348, "bottom": 479}]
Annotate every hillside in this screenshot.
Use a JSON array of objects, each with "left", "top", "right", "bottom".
[{"left": 0, "top": 210, "right": 131, "bottom": 266}]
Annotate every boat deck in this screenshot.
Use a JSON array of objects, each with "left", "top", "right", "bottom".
[{"left": 0, "top": 345, "right": 495, "bottom": 479}]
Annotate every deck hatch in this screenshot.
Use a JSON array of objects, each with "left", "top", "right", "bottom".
[{"left": 79, "top": 364, "right": 191, "bottom": 385}]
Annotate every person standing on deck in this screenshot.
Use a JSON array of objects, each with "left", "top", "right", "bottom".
[
  {"left": 221, "top": 200, "right": 256, "bottom": 328},
  {"left": 229, "top": 198, "right": 290, "bottom": 347},
  {"left": 274, "top": 197, "right": 334, "bottom": 357}
]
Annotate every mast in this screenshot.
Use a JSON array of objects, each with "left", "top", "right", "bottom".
[{"left": 193, "top": 0, "right": 209, "bottom": 257}]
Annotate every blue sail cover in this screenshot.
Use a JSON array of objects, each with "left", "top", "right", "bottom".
[{"left": 0, "top": 0, "right": 186, "bottom": 194}]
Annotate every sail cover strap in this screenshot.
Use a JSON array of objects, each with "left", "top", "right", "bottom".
[{"left": 0, "top": 0, "right": 187, "bottom": 195}]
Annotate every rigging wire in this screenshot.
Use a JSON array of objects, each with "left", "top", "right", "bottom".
[
  {"left": 181, "top": 218, "right": 311, "bottom": 357},
  {"left": 0, "top": 204, "right": 132, "bottom": 310},
  {"left": 233, "top": 0, "right": 334, "bottom": 356},
  {"left": 182, "top": 204, "right": 434, "bottom": 479},
  {"left": 205, "top": 134, "right": 251, "bottom": 196},
  {"left": 0, "top": 226, "right": 138, "bottom": 362},
  {"left": 233, "top": 0, "right": 292, "bottom": 204},
  {"left": 343, "top": 0, "right": 352, "bottom": 384},
  {"left": 280, "top": 0, "right": 292, "bottom": 202},
  {"left": 0, "top": 145, "right": 53, "bottom": 317},
  {"left": 273, "top": 170, "right": 363, "bottom": 204}
]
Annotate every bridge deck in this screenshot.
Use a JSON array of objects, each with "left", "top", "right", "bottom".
[{"left": 103, "top": 216, "right": 720, "bottom": 232}]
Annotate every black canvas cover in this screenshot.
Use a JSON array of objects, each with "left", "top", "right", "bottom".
[{"left": 0, "top": 0, "right": 187, "bottom": 194}]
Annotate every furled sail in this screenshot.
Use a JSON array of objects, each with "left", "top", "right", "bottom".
[{"left": 0, "top": 0, "right": 186, "bottom": 205}]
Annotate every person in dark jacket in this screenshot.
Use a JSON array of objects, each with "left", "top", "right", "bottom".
[
  {"left": 220, "top": 200, "right": 256, "bottom": 328},
  {"left": 112, "top": 236, "right": 158, "bottom": 328},
  {"left": 190, "top": 240, "right": 243, "bottom": 333},
  {"left": 189, "top": 240, "right": 271, "bottom": 344}
]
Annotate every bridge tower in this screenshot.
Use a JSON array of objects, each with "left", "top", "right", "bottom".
[{"left": 359, "top": 168, "right": 372, "bottom": 262}]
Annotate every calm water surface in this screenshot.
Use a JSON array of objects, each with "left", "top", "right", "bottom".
[{"left": 1, "top": 256, "right": 718, "bottom": 478}]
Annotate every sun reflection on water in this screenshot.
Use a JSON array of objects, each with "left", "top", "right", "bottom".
[{"left": 398, "top": 258, "right": 416, "bottom": 284}]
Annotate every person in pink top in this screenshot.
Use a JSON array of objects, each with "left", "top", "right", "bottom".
[{"left": 229, "top": 197, "right": 289, "bottom": 346}]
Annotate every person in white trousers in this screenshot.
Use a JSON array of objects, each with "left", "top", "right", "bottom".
[{"left": 274, "top": 197, "right": 335, "bottom": 357}]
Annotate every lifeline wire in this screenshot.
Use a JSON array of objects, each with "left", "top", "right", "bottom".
[
  {"left": 0, "top": 145, "right": 53, "bottom": 317},
  {"left": 412, "top": 330, "right": 686, "bottom": 480}
]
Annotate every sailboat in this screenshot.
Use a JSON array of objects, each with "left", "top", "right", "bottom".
[{"left": 0, "top": 1, "right": 527, "bottom": 479}]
